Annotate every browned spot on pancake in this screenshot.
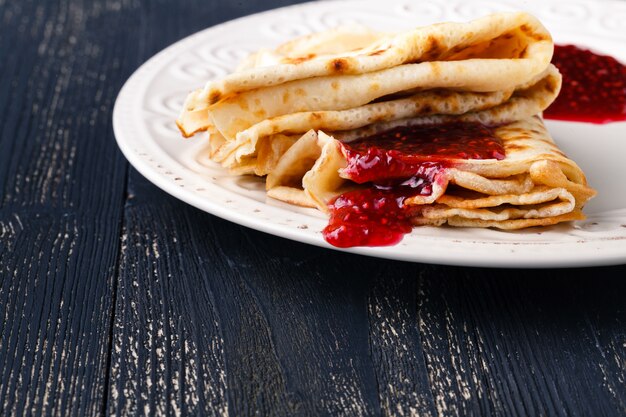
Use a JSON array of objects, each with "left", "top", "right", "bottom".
[
  {"left": 254, "top": 98, "right": 261, "bottom": 106},
  {"left": 429, "top": 61, "right": 441, "bottom": 77},
  {"left": 519, "top": 45, "right": 528, "bottom": 58},
  {"left": 449, "top": 45, "right": 466, "bottom": 54},
  {"left": 331, "top": 81, "right": 339, "bottom": 90},
  {"left": 505, "top": 143, "right": 528, "bottom": 152},
  {"left": 545, "top": 79, "right": 557, "bottom": 94},
  {"left": 328, "top": 58, "right": 350, "bottom": 73},
  {"left": 284, "top": 53, "right": 316, "bottom": 64},
  {"left": 254, "top": 110, "right": 266, "bottom": 118},
  {"left": 369, "top": 82, "right": 380, "bottom": 92},
  {"left": 176, "top": 119, "right": 206, "bottom": 138},
  {"left": 367, "top": 49, "right": 387, "bottom": 56},
  {"left": 239, "top": 100, "right": 249, "bottom": 111},
  {"left": 432, "top": 89, "right": 452, "bottom": 98},
  {"left": 520, "top": 24, "right": 548, "bottom": 41},
  {"left": 295, "top": 88, "right": 306, "bottom": 97},
  {"left": 542, "top": 141, "right": 558, "bottom": 149},
  {"left": 503, "top": 33, "right": 514, "bottom": 40},
  {"left": 309, "top": 112, "right": 322, "bottom": 121},
  {"left": 418, "top": 104, "right": 433, "bottom": 114},
  {"left": 371, "top": 113, "right": 388, "bottom": 123},
  {"left": 448, "top": 97, "right": 460, "bottom": 112},
  {"left": 422, "top": 35, "right": 444, "bottom": 60},
  {"left": 282, "top": 91, "right": 290, "bottom": 104},
  {"left": 232, "top": 118, "right": 250, "bottom": 133},
  {"left": 209, "top": 91, "right": 222, "bottom": 105}
]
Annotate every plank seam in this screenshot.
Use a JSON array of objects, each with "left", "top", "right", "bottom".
[{"left": 101, "top": 162, "right": 130, "bottom": 417}]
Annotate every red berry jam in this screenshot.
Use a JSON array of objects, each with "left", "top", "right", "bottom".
[
  {"left": 323, "top": 163, "right": 444, "bottom": 247},
  {"left": 544, "top": 44, "right": 626, "bottom": 123},
  {"left": 323, "top": 122, "right": 505, "bottom": 248},
  {"left": 341, "top": 122, "right": 505, "bottom": 184}
]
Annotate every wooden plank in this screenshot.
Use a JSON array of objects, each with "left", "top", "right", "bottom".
[
  {"left": 0, "top": 214, "right": 120, "bottom": 417},
  {"left": 212, "top": 219, "right": 384, "bottom": 416},
  {"left": 367, "top": 270, "right": 438, "bottom": 417},
  {"left": 109, "top": 172, "right": 392, "bottom": 416},
  {"left": 417, "top": 266, "right": 626, "bottom": 417},
  {"left": 0, "top": 0, "right": 132, "bottom": 415},
  {"left": 107, "top": 175, "right": 229, "bottom": 416}
]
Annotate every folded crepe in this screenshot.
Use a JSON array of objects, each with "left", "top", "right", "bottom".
[
  {"left": 178, "top": 12, "right": 557, "bottom": 172},
  {"left": 265, "top": 115, "right": 595, "bottom": 245},
  {"left": 176, "top": 12, "right": 596, "bottom": 246}
]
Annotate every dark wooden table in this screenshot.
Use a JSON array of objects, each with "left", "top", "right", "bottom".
[{"left": 1, "top": 1, "right": 625, "bottom": 416}]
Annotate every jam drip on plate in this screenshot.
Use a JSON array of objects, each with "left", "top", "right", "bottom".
[
  {"left": 323, "top": 122, "right": 505, "bottom": 248},
  {"left": 323, "top": 163, "right": 444, "bottom": 248},
  {"left": 544, "top": 44, "right": 626, "bottom": 123}
]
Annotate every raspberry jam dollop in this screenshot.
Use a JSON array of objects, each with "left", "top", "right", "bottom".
[
  {"left": 323, "top": 163, "right": 444, "bottom": 247},
  {"left": 322, "top": 122, "right": 505, "bottom": 248},
  {"left": 544, "top": 44, "right": 626, "bottom": 123}
]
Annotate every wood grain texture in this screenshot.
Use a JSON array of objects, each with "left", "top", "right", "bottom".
[
  {"left": 0, "top": 0, "right": 130, "bottom": 415},
  {"left": 367, "top": 271, "right": 438, "bottom": 417},
  {"left": 109, "top": 172, "right": 386, "bottom": 416},
  {"left": 1, "top": 0, "right": 626, "bottom": 416},
  {"left": 108, "top": 175, "right": 228, "bottom": 416},
  {"left": 418, "top": 267, "right": 626, "bottom": 417}
]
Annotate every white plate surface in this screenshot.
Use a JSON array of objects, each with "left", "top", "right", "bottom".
[{"left": 113, "top": 0, "right": 626, "bottom": 268}]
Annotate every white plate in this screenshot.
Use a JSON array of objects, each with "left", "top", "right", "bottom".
[{"left": 113, "top": 0, "right": 626, "bottom": 268}]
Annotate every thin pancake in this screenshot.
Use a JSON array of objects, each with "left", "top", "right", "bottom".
[
  {"left": 177, "top": 12, "right": 554, "bottom": 138},
  {"left": 212, "top": 65, "right": 560, "bottom": 170},
  {"left": 266, "top": 116, "right": 595, "bottom": 229}
]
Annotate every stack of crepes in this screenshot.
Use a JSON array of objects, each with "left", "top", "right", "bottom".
[{"left": 177, "top": 12, "right": 596, "bottom": 247}]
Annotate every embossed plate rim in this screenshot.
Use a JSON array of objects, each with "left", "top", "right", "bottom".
[{"left": 113, "top": 0, "right": 626, "bottom": 268}]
